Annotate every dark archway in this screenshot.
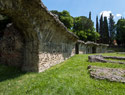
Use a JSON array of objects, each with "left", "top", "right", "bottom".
[
  {"left": 75, "top": 43, "right": 79, "bottom": 54},
  {"left": 0, "top": 14, "right": 25, "bottom": 68},
  {"left": 92, "top": 46, "right": 96, "bottom": 53}
]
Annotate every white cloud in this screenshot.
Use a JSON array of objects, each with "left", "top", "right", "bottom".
[
  {"left": 116, "top": 14, "right": 122, "bottom": 17},
  {"left": 100, "top": 11, "right": 112, "bottom": 18}
]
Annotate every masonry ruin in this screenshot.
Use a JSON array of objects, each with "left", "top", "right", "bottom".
[
  {"left": 0, "top": 0, "right": 78, "bottom": 72},
  {"left": 0, "top": 0, "right": 108, "bottom": 72},
  {"left": 76, "top": 40, "right": 108, "bottom": 54}
]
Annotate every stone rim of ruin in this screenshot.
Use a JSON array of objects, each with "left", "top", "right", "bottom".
[
  {"left": 88, "top": 55, "right": 125, "bottom": 64},
  {"left": 88, "top": 65, "right": 125, "bottom": 83}
]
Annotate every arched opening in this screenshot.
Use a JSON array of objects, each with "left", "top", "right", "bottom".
[
  {"left": 75, "top": 43, "right": 79, "bottom": 54},
  {"left": 92, "top": 46, "right": 96, "bottom": 53},
  {"left": 0, "top": 14, "right": 25, "bottom": 68}
]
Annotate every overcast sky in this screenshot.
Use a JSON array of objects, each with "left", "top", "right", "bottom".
[{"left": 42, "top": 0, "right": 125, "bottom": 26}]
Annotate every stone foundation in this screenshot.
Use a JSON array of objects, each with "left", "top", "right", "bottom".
[
  {"left": 88, "top": 55, "right": 125, "bottom": 64},
  {"left": 88, "top": 66, "right": 125, "bottom": 83}
]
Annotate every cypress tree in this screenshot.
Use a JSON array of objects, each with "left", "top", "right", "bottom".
[
  {"left": 89, "top": 11, "right": 91, "bottom": 20},
  {"left": 99, "top": 14, "right": 104, "bottom": 43},
  {"left": 96, "top": 16, "right": 99, "bottom": 33},
  {"left": 109, "top": 13, "right": 115, "bottom": 45},
  {"left": 103, "top": 17, "right": 109, "bottom": 44}
]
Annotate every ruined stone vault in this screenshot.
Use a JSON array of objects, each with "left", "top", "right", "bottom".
[{"left": 0, "top": 0, "right": 78, "bottom": 72}]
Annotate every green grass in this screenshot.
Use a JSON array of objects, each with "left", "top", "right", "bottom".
[
  {"left": 105, "top": 58, "right": 125, "bottom": 62},
  {"left": 0, "top": 53, "right": 125, "bottom": 95}
]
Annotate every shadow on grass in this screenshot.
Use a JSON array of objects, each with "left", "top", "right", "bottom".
[{"left": 0, "top": 64, "right": 26, "bottom": 82}]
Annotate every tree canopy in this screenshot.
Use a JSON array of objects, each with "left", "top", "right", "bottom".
[
  {"left": 73, "top": 16, "right": 99, "bottom": 41},
  {"left": 50, "top": 10, "right": 100, "bottom": 42},
  {"left": 50, "top": 10, "right": 73, "bottom": 29},
  {"left": 116, "top": 18, "right": 125, "bottom": 46}
]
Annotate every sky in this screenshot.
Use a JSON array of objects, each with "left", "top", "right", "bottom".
[{"left": 42, "top": 0, "right": 125, "bottom": 27}]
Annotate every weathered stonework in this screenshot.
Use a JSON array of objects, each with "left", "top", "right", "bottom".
[
  {"left": 88, "top": 66, "right": 125, "bottom": 83},
  {"left": 76, "top": 40, "right": 108, "bottom": 54},
  {"left": 88, "top": 55, "right": 125, "bottom": 64},
  {"left": 0, "top": 0, "right": 78, "bottom": 72},
  {"left": 0, "top": 23, "right": 24, "bottom": 67}
]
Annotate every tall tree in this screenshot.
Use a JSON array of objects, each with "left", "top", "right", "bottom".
[
  {"left": 116, "top": 18, "right": 125, "bottom": 46},
  {"left": 99, "top": 14, "right": 104, "bottom": 43},
  {"left": 96, "top": 16, "right": 99, "bottom": 33},
  {"left": 89, "top": 11, "right": 91, "bottom": 20},
  {"left": 109, "top": 13, "right": 115, "bottom": 45},
  {"left": 73, "top": 16, "right": 100, "bottom": 41},
  {"left": 103, "top": 17, "right": 109, "bottom": 44}
]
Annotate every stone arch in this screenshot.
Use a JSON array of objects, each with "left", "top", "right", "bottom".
[
  {"left": 0, "top": 0, "right": 78, "bottom": 72},
  {"left": 0, "top": 0, "right": 39, "bottom": 72},
  {"left": 92, "top": 46, "right": 96, "bottom": 53},
  {"left": 0, "top": 14, "right": 25, "bottom": 67}
]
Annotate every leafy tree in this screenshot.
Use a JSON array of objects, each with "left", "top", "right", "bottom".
[
  {"left": 109, "top": 13, "right": 115, "bottom": 45},
  {"left": 73, "top": 16, "right": 100, "bottom": 41},
  {"left": 73, "top": 16, "right": 93, "bottom": 31},
  {"left": 50, "top": 10, "right": 100, "bottom": 42},
  {"left": 116, "top": 19, "right": 125, "bottom": 46},
  {"left": 50, "top": 10, "right": 73, "bottom": 29}
]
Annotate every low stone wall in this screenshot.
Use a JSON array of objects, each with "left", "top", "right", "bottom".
[
  {"left": 39, "top": 42, "right": 75, "bottom": 72},
  {"left": 76, "top": 40, "right": 108, "bottom": 54},
  {"left": 88, "top": 66, "right": 125, "bottom": 83},
  {"left": 88, "top": 55, "right": 125, "bottom": 64}
]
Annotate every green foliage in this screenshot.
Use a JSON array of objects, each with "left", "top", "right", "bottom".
[
  {"left": 50, "top": 10, "right": 100, "bottom": 42},
  {"left": 103, "top": 17, "right": 109, "bottom": 44},
  {"left": 109, "top": 13, "right": 115, "bottom": 45},
  {"left": 99, "top": 15, "right": 110, "bottom": 44},
  {"left": 89, "top": 11, "right": 91, "bottom": 20},
  {"left": 0, "top": 53, "right": 125, "bottom": 95},
  {"left": 73, "top": 16, "right": 100, "bottom": 41},
  {"left": 99, "top": 14, "right": 104, "bottom": 42},
  {"left": 96, "top": 16, "right": 99, "bottom": 33},
  {"left": 116, "top": 19, "right": 125, "bottom": 46},
  {"left": 50, "top": 10, "right": 73, "bottom": 29}
]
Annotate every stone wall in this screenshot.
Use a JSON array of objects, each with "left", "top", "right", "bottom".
[
  {"left": 0, "top": 0, "right": 78, "bottom": 72},
  {"left": 77, "top": 40, "right": 108, "bottom": 54},
  {"left": 38, "top": 21, "right": 76, "bottom": 72},
  {"left": 0, "top": 23, "right": 24, "bottom": 67},
  {"left": 0, "top": 20, "right": 39, "bottom": 71}
]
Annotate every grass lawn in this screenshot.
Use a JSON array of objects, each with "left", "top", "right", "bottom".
[
  {"left": 0, "top": 53, "right": 125, "bottom": 95},
  {"left": 105, "top": 58, "right": 125, "bottom": 62}
]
